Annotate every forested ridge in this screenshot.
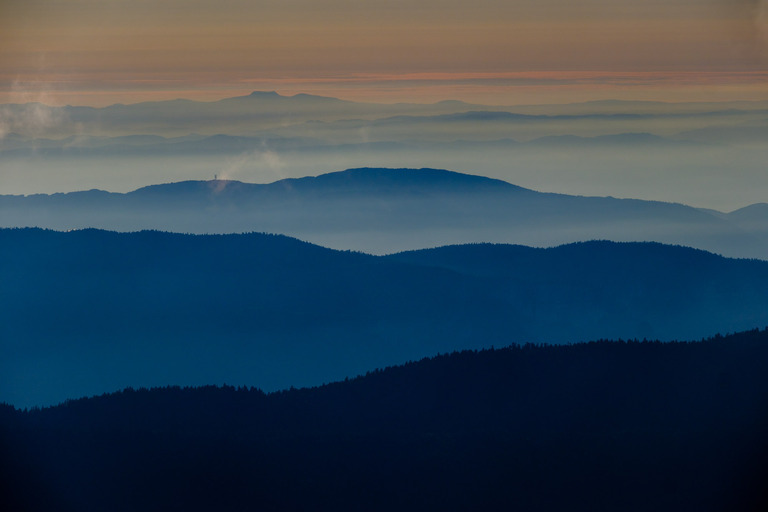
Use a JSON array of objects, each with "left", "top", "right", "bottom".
[
  {"left": 2, "top": 329, "right": 767, "bottom": 511},
  {"left": 4, "top": 227, "right": 768, "bottom": 407}
]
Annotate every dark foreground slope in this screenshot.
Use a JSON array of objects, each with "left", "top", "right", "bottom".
[
  {"left": 3, "top": 228, "right": 768, "bottom": 407},
  {"left": 2, "top": 330, "right": 767, "bottom": 512}
]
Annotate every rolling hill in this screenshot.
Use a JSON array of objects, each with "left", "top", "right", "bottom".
[{"left": 2, "top": 227, "right": 768, "bottom": 407}]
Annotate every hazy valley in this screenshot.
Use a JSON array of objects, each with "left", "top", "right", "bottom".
[{"left": 3, "top": 92, "right": 767, "bottom": 210}]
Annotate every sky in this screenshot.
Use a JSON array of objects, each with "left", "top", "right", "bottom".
[{"left": 1, "top": 0, "right": 767, "bottom": 106}]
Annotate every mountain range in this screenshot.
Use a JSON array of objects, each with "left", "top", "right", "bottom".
[
  {"left": 3, "top": 227, "right": 768, "bottom": 407},
  {"left": 2, "top": 91, "right": 766, "bottom": 139},
  {"left": 0, "top": 91, "right": 495, "bottom": 138},
  {"left": 2, "top": 168, "right": 766, "bottom": 259},
  {"left": 0, "top": 131, "right": 704, "bottom": 157}
]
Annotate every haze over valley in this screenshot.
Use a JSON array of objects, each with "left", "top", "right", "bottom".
[{"left": 2, "top": 92, "right": 767, "bottom": 211}]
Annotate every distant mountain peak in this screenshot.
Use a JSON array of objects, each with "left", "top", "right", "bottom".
[
  {"left": 279, "top": 167, "right": 527, "bottom": 194},
  {"left": 248, "top": 91, "right": 280, "bottom": 98},
  {"left": 222, "top": 90, "right": 350, "bottom": 104}
]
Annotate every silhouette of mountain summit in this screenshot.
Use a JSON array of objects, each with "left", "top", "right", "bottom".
[
  {"left": 2, "top": 168, "right": 766, "bottom": 258},
  {"left": 280, "top": 167, "right": 521, "bottom": 193},
  {"left": 248, "top": 90, "right": 280, "bottom": 98},
  {"left": 128, "top": 168, "right": 520, "bottom": 197},
  {"left": 220, "top": 90, "right": 353, "bottom": 105}
]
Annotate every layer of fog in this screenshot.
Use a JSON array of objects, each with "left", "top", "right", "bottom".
[
  {"left": 2, "top": 93, "right": 767, "bottom": 212},
  {"left": 2, "top": 143, "right": 767, "bottom": 212}
]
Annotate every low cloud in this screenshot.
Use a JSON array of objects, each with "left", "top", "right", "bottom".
[
  {"left": 217, "top": 145, "right": 286, "bottom": 185},
  {"left": 0, "top": 82, "right": 70, "bottom": 139}
]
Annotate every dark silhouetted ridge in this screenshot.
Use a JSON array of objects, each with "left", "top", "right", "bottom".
[
  {"left": 2, "top": 329, "right": 767, "bottom": 511},
  {"left": 126, "top": 167, "right": 524, "bottom": 200},
  {"left": 276, "top": 167, "right": 524, "bottom": 194},
  {"left": 386, "top": 240, "right": 729, "bottom": 279}
]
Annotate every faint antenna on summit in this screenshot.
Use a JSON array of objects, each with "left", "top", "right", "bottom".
[{"left": 214, "top": 174, "right": 218, "bottom": 180}]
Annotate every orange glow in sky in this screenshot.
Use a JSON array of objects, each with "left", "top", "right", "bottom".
[{"left": 1, "top": 0, "right": 767, "bottom": 106}]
